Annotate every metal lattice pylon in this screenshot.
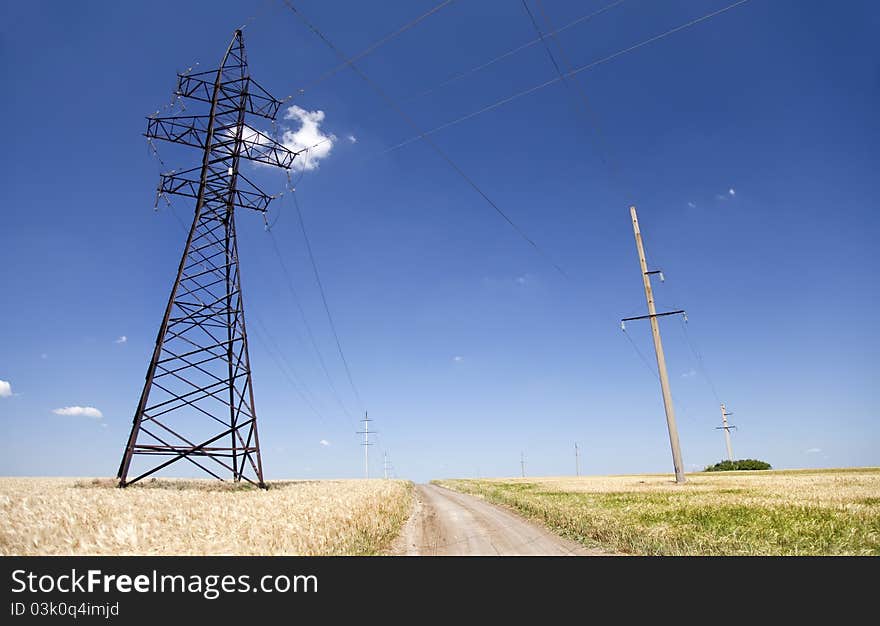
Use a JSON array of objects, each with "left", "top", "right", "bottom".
[{"left": 118, "top": 30, "right": 297, "bottom": 488}]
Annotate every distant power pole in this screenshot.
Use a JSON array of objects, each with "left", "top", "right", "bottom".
[
  {"left": 575, "top": 442, "right": 581, "bottom": 477},
  {"left": 621, "top": 206, "right": 687, "bottom": 484},
  {"left": 383, "top": 451, "right": 391, "bottom": 480},
  {"left": 716, "top": 404, "right": 736, "bottom": 461},
  {"left": 520, "top": 451, "right": 526, "bottom": 478},
  {"left": 356, "top": 412, "right": 374, "bottom": 478}
]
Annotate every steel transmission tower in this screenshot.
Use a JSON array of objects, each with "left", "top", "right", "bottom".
[
  {"left": 117, "top": 30, "right": 296, "bottom": 488},
  {"left": 357, "top": 413, "right": 374, "bottom": 478}
]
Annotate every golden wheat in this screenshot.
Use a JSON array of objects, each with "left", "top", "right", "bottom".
[{"left": 0, "top": 478, "right": 413, "bottom": 556}]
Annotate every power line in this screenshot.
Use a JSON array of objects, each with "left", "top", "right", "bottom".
[
  {"left": 532, "top": 0, "right": 627, "bottom": 190},
  {"left": 374, "top": 0, "right": 752, "bottom": 158},
  {"left": 679, "top": 315, "right": 723, "bottom": 404},
  {"left": 404, "top": 0, "right": 626, "bottom": 102},
  {"left": 279, "top": 0, "right": 457, "bottom": 102},
  {"left": 520, "top": 0, "right": 567, "bottom": 84},
  {"left": 621, "top": 325, "right": 660, "bottom": 382},
  {"left": 520, "top": 0, "right": 622, "bottom": 187},
  {"left": 249, "top": 315, "right": 334, "bottom": 425},
  {"left": 266, "top": 225, "right": 356, "bottom": 420},
  {"left": 290, "top": 189, "right": 365, "bottom": 411},
  {"left": 281, "top": 0, "right": 572, "bottom": 281}
]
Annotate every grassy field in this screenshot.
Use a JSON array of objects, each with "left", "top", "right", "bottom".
[
  {"left": 435, "top": 468, "right": 880, "bottom": 556},
  {"left": 0, "top": 477, "right": 413, "bottom": 556}
]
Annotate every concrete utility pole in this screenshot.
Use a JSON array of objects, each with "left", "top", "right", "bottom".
[
  {"left": 357, "top": 412, "right": 374, "bottom": 478},
  {"left": 575, "top": 442, "right": 581, "bottom": 477},
  {"left": 383, "top": 451, "right": 390, "bottom": 480},
  {"left": 627, "top": 206, "right": 687, "bottom": 484},
  {"left": 718, "top": 404, "right": 735, "bottom": 462},
  {"left": 520, "top": 451, "right": 526, "bottom": 478}
]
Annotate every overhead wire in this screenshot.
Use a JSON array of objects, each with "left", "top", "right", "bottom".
[
  {"left": 290, "top": 189, "right": 365, "bottom": 411},
  {"left": 250, "top": 314, "right": 335, "bottom": 425},
  {"left": 678, "top": 315, "right": 723, "bottom": 405},
  {"left": 278, "top": 0, "right": 457, "bottom": 102},
  {"left": 404, "top": 0, "right": 626, "bottom": 103},
  {"left": 532, "top": 0, "right": 627, "bottom": 190},
  {"left": 266, "top": 220, "right": 357, "bottom": 420},
  {"left": 271, "top": 0, "right": 749, "bottom": 432},
  {"left": 281, "top": 0, "right": 572, "bottom": 281},
  {"left": 621, "top": 326, "right": 660, "bottom": 382},
  {"left": 521, "top": 0, "right": 663, "bottom": 387},
  {"left": 373, "top": 0, "right": 753, "bottom": 159}
]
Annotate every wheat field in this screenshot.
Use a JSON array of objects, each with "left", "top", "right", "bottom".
[
  {"left": 0, "top": 477, "right": 413, "bottom": 556},
  {"left": 437, "top": 468, "right": 880, "bottom": 555}
]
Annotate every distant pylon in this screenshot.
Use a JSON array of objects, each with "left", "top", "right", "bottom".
[
  {"left": 520, "top": 451, "right": 526, "bottom": 478},
  {"left": 716, "top": 403, "right": 736, "bottom": 461},
  {"left": 383, "top": 451, "right": 391, "bottom": 480},
  {"left": 117, "top": 30, "right": 296, "bottom": 488},
  {"left": 575, "top": 442, "right": 581, "bottom": 476},
  {"left": 357, "top": 412, "right": 374, "bottom": 478}
]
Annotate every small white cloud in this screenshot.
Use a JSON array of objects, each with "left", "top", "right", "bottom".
[
  {"left": 729, "top": 188, "right": 736, "bottom": 196},
  {"left": 53, "top": 406, "right": 103, "bottom": 419},
  {"left": 114, "top": 335, "right": 127, "bottom": 344},
  {"left": 319, "top": 439, "right": 331, "bottom": 447},
  {"left": 0, "top": 380, "right": 12, "bottom": 398},
  {"left": 687, "top": 201, "right": 697, "bottom": 209},
  {"left": 805, "top": 447, "right": 821, "bottom": 454},
  {"left": 281, "top": 105, "right": 336, "bottom": 172},
  {"left": 453, "top": 356, "right": 464, "bottom": 362},
  {"left": 347, "top": 134, "right": 357, "bottom": 144},
  {"left": 681, "top": 369, "right": 697, "bottom": 378}
]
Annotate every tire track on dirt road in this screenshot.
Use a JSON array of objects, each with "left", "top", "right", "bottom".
[{"left": 389, "top": 484, "right": 610, "bottom": 556}]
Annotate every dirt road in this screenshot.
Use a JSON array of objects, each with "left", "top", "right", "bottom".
[{"left": 390, "top": 484, "right": 606, "bottom": 556}]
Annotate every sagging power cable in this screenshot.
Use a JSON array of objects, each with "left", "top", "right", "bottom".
[{"left": 281, "top": 0, "right": 572, "bottom": 281}]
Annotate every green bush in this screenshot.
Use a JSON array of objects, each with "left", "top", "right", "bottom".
[{"left": 704, "top": 459, "right": 772, "bottom": 472}]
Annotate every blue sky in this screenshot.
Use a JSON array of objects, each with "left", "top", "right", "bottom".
[{"left": 1, "top": 0, "right": 878, "bottom": 483}]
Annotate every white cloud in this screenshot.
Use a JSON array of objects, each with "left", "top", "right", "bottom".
[
  {"left": 114, "top": 335, "right": 127, "bottom": 344},
  {"left": 453, "top": 356, "right": 464, "bottom": 362},
  {"left": 687, "top": 201, "right": 697, "bottom": 209},
  {"left": 681, "top": 369, "right": 697, "bottom": 378},
  {"left": 53, "top": 406, "right": 103, "bottom": 419},
  {"left": 805, "top": 447, "right": 822, "bottom": 454},
  {"left": 729, "top": 188, "right": 736, "bottom": 196},
  {"left": 347, "top": 134, "right": 357, "bottom": 144},
  {"left": 0, "top": 380, "right": 12, "bottom": 398},
  {"left": 281, "top": 105, "right": 336, "bottom": 172},
  {"left": 319, "top": 439, "right": 331, "bottom": 447}
]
